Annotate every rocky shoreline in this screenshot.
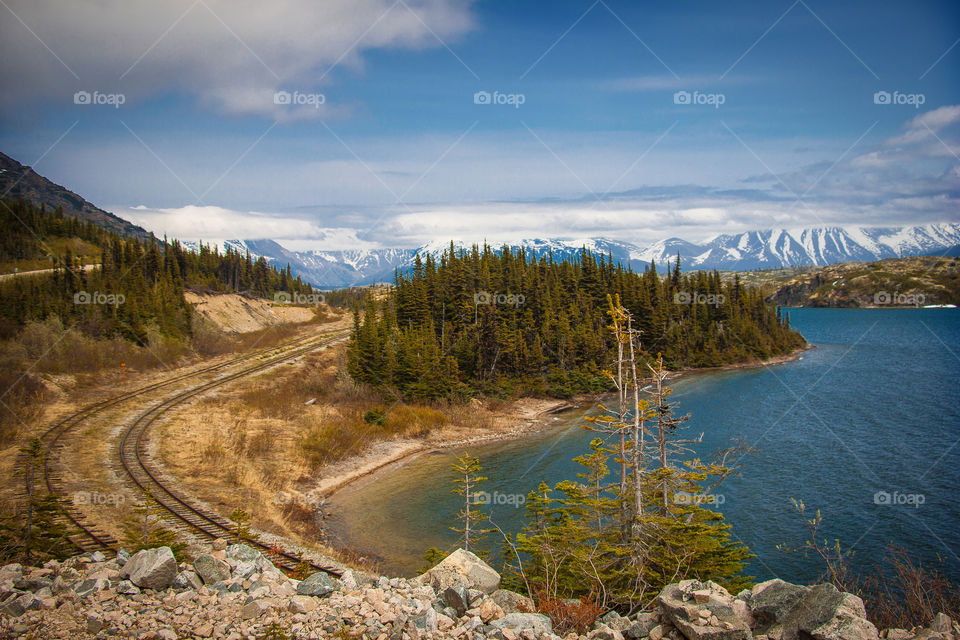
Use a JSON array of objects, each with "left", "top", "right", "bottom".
[{"left": 2, "top": 544, "right": 955, "bottom": 640}]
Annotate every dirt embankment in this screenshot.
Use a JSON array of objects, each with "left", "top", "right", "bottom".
[{"left": 185, "top": 291, "right": 318, "bottom": 333}]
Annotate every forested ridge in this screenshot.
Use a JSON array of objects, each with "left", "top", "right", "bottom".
[
  {"left": 0, "top": 199, "right": 316, "bottom": 343},
  {"left": 348, "top": 242, "right": 806, "bottom": 399}
]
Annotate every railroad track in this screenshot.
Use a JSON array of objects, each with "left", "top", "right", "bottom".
[
  {"left": 117, "top": 329, "right": 349, "bottom": 576},
  {"left": 15, "top": 326, "right": 346, "bottom": 569}
]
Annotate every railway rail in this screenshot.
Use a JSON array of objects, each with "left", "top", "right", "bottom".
[
  {"left": 117, "top": 329, "right": 348, "bottom": 576},
  {"left": 15, "top": 326, "right": 348, "bottom": 576}
]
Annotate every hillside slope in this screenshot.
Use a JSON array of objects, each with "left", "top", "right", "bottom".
[
  {"left": 767, "top": 256, "right": 960, "bottom": 307},
  {"left": 0, "top": 151, "right": 149, "bottom": 239},
  {"left": 184, "top": 291, "right": 318, "bottom": 333}
]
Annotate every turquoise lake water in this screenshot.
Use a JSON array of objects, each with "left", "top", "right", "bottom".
[{"left": 327, "top": 308, "right": 960, "bottom": 581}]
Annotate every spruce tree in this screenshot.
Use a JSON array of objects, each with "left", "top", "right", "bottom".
[
  {"left": 450, "top": 454, "right": 491, "bottom": 556},
  {"left": 120, "top": 490, "right": 185, "bottom": 558}
]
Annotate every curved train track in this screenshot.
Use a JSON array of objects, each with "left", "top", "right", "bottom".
[
  {"left": 17, "top": 326, "right": 348, "bottom": 576},
  {"left": 117, "top": 329, "right": 348, "bottom": 576}
]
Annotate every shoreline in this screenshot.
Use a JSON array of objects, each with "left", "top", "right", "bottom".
[
  {"left": 319, "top": 342, "right": 815, "bottom": 501},
  {"left": 671, "top": 342, "right": 816, "bottom": 377},
  {"left": 319, "top": 396, "right": 580, "bottom": 500}
]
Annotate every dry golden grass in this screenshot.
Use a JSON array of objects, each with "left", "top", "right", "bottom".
[
  {"left": 0, "top": 303, "right": 341, "bottom": 448},
  {"left": 153, "top": 343, "right": 538, "bottom": 552},
  {"left": 0, "top": 308, "right": 347, "bottom": 546}
]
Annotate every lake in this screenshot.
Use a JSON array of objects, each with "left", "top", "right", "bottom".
[{"left": 326, "top": 308, "right": 960, "bottom": 583}]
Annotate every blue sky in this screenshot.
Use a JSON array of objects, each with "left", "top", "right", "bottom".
[{"left": 1, "top": 0, "right": 957, "bottom": 249}]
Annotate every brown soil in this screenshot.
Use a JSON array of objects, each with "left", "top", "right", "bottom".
[{"left": 184, "top": 291, "right": 316, "bottom": 333}]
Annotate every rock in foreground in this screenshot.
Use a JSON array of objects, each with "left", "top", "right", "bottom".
[
  {"left": 0, "top": 546, "right": 956, "bottom": 640},
  {"left": 414, "top": 548, "right": 502, "bottom": 594}
]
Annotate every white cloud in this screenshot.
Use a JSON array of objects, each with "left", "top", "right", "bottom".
[
  {"left": 119, "top": 204, "right": 380, "bottom": 250},
  {"left": 909, "top": 105, "right": 960, "bottom": 132},
  {"left": 886, "top": 104, "right": 960, "bottom": 146},
  {"left": 0, "top": 0, "right": 475, "bottom": 118}
]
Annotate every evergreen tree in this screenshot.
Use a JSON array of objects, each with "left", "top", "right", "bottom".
[
  {"left": 345, "top": 241, "right": 805, "bottom": 400},
  {"left": 0, "top": 438, "right": 75, "bottom": 563},
  {"left": 450, "top": 454, "right": 492, "bottom": 556},
  {"left": 120, "top": 490, "right": 186, "bottom": 558}
]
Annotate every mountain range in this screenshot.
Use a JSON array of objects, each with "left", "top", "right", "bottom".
[
  {"left": 214, "top": 225, "right": 960, "bottom": 288},
  {"left": 2, "top": 150, "right": 957, "bottom": 289}
]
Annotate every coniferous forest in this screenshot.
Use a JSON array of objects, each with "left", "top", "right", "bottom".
[
  {"left": 347, "top": 242, "right": 806, "bottom": 399},
  {"left": 0, "top": 199, "right": 321, "bottom": 443},
  {"left": 0, "top": 199, "right": 316, "bottom": 343}
]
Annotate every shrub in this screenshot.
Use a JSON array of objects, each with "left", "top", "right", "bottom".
[
  {"left": 859, "top": 546, "right": 960, "bottom": 629},
  {"left": 533, "top": 589, "right": 605, "bottom": 635},
  {"left": 0, "top": 368, "right": 44, "bottom": 446},
  {"left": 300, "top": 419, "right": 371, "bottom": 467},
  {"left": 384, "top": 404, "right": 446, "bottom": 437},
  {"left": 363, "top": 409, "right": 386, "bottom": 426}
]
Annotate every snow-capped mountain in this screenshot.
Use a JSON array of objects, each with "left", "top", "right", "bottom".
[
  {"left": 193, "top": 223, "right": 960, "bottom": 288},
  {"left": 635, "top": 224, "right": 960, "bottom": 272}
]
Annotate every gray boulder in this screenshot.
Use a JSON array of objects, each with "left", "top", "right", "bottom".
[
  {"left": 14, "top": 577, "right": 52, "bottom": 592},
  {"left": 339, "top": 569, "right": 358, "bottom": 590},
  {"left": 193, "top": 553, "right": 231, "bottom": 585},
  {"left": 590, "top": 625, "right": 626, "bottom": 640},
  {"left": 122, "top": 547, "right": 177, "bottom": 590},
  {"left": 751, "top": 582, "right": 878, "bottom": 640},
  {"left": 414, "top": 548, "right": 501, "bottom": 594},
  {"left": 226, "top": 543, "right": 262, "bottom": 563},
  {"left": 74, "top": 577, "right": 109, "bottom": 598},
  {"left": 491, "top": 612, "right": 553, "bottom": 633},
  {"left": 172, "top": 570, "right": 203, "bottom": 591},
  {"left": 241, "top": 599, "right": 271, "bottom": 619},
  {"left": 929, "top": 613, "right": 954, "bottom": 634},
  {"left": 441, "top": 585, "right": 471, "bottom": 617},
  {"left": 790, "top": 584, "right": 878, "bottom": 640},
  {"left": 600, "top": 610, "right": 633, "bottom": 632},
  {"left": 658, "top": 580, "right": 752, "bottom": 640},
  {"left": 297, "top": 571, "right": 337, "bottom": 597},
  {"left": 116, "top": 580, "right": 140, "bottom": 595},
  {"left": 625, "top": 612, "right": 659, "bottom": 639},
  {"left": 234, "top": 560, "right": 259, "bottom": 580},
  {"left": 0, "top": 598, "right": 25, "bottom": 617},
  {"left": 491, "top": 588, "right": 536, "bottom": 614},
  {"left": 414, "top": 607, "right": 439, "bottom": 632},
  {"left": 750, "top": 579, "right": 811, "bottom": 629}
]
